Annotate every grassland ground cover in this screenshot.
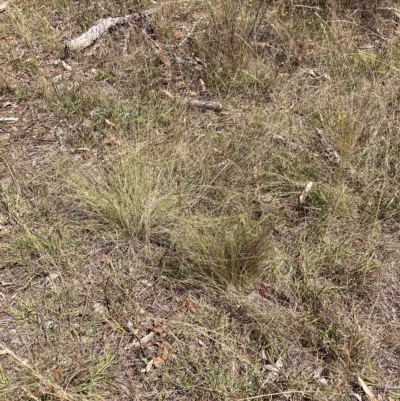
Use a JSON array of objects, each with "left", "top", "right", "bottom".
[{"left": 0, "top": 0, "right": 400, "bottom": 400}]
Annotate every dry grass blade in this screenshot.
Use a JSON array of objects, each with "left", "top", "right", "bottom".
[
  {"left": 358, "top": 377, "right": 378, "bottom": 401},
  {"left": 0, "top": 343, "right": 85, "bottom": 401}
]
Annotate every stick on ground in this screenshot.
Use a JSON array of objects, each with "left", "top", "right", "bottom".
[{"left": 66, "top": 10, "right": 156, "bottom": 51}]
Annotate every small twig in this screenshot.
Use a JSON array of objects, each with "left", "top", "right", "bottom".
[
  {"left": 369, "top": 384, "right": 400, "bottom": 391},
  {"left": 160, "top": 90, "right": 222, "bottom": 111},
  {"left": 189, "top": 99, "right": 222, "bottom": 111},
  {"left": 178, "top": 17, "right": 203, "bottom": 47}
]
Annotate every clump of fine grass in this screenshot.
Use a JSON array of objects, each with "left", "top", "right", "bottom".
[
  {"left": 175, "top": 214, "right": 269, "bottom": 290},
  {"left": 70, "top": 147, "right": 184, "bottom": 242}
]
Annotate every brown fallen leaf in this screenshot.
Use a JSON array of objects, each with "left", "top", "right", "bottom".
[
  {"left": 358, "top": 376, "right": 377, "bottom": 401},
  {"left": 173, "top": 30, "right": 183, "bottom": 39},
  {"left": 183, "top": 298, "right": 197, "bottom": 314},
  {"left": 103, "top": 136, "right": 119, "bottom": 146},
  {"left": 51, "top": 367, "right": 64, "bottom": 383},
  {"left": 259, "top": 283, "right": 268, "bottom": 299},
  {"left": 252, "top": 166, "right": 258, "bottom": 179},
  {"left": 153, "top": 356, "right": 166, "bottom": 368},
  {"left": 0, "top": 133, "right": 10, "bottom": 144},
  {"left": 153, "top": 341, "right": 172, "bottom": 367},
  {"left": 153, "top": 319, "right": 166, "bottom": 334},
  {"left": 0, "top": 228, "right": 10, "bottom": 238}
]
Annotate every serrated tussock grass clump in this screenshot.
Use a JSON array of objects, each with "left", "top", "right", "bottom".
[
  {"left": 70, "top": 147, "right": 184, "bottom": 242},
  {"left": 175, "top": 215, "right": 269, "bottom": 289}
]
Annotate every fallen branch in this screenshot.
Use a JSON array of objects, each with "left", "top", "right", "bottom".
[
  {"left": 316, "top": 128, "right": 340, "bottom": 165},
  {"left": 189, "top": 99, "right": 222, "bottom": 111},
  {"left": 66, "top": 10, "right": 156, "bottom": 51},
  {"left": 0, "top": 117, "right": 18, "bottom": 123}
]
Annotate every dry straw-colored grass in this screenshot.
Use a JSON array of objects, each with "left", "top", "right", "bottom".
[{"left": 0, "top": 0, "right": 399, "bottom": 400}]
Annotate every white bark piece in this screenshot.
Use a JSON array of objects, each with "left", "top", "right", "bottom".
[
  {"left": 189, "top": 99, "right": 222, "bottom": 111},
  {"left": 0, "top": 0, "right": 10, "bottom": 12},
  {"left": 0, "top": 117, "right": 18, "bottom": 123},
  {"left": 67, "top": 11, "right": 156, "bottom": 51},
  {"left": 299, "top": 181, "right": 313, "bottom": 207},
  {"left": 262, "top": 357, "right": 283, "bottom": 385},
  {"left": 316, "top": 128, "right": 340, "bottom": 165}
]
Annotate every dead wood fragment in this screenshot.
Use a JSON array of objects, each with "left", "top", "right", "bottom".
[
  {"left": 0, "top": 0, "right": 10, "bottom": 12},
  {"left": 189, "top": 99, "right": 222, "bottom": 111},
  {"left": 0, "top": 117, "right": 18, "bottom": 123},
  {"left": 298, "top": 181, "right": 313, "bottom": 207},
  {"left": 316, "top": 128, "right": 340, "bottom": 165},
  {"left": 66, "top": 11, "right": 156, "bottom": 51}
]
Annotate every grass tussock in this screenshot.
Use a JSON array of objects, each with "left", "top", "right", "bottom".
[
  {"left": 71, "top": 147, "right": 184, "bottom": 242},
  {"left": 175, "top": 215, "right": 269, "bottom": 289},
  {"left": 0, "top": 0, "right": 400, "bottom": 400}
]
